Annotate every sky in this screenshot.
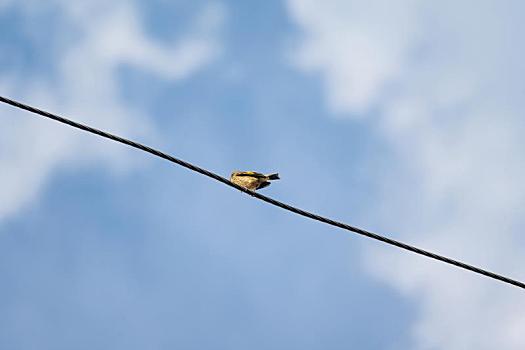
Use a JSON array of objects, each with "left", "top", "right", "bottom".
[{"left": 0, "top": 1, "right": 524, "bottom": 349}]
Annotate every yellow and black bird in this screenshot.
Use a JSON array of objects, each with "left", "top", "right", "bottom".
[{"left": 230, "top": 171, "right": 280, "bottom": 191}]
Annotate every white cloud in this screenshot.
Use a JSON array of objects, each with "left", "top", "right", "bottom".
[
  {"left": 288, "top": 0, "right": 421, "bottom": 115},
  {"left": 0, "top": 1, "right": 225, "bottom": 219},
  {"left": 288, "top": 0, "right": 525, "bottom": 349}
]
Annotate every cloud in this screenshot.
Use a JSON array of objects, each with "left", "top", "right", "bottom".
[
  {"left": 288, "top": 0, "right": 525, "bottom": 349},
  {"left": 287, "top": 0, "right": 421, "bottom": 115},
  {"left": 0, "top": 1, "right": 225, "bottom": 219}
]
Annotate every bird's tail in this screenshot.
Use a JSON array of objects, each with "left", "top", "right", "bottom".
[{"left": 267, "top": 173, "right": 280, "bottom": 180}]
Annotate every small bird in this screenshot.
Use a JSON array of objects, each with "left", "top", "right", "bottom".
[{"left": 230, "top": 171, "right": 280, "bottom": 191}]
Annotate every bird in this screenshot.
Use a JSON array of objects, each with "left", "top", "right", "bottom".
[{"left": 230, "top": 171, "right": 280, "bottom": 191}]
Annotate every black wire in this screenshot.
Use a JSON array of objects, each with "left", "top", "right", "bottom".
[{"left": 1, "top": 94, "right": 524, "bottom": 290}]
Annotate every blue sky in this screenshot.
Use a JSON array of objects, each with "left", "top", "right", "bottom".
[{"left": 1, "top": 1, "right": 524, "bottom": 349}]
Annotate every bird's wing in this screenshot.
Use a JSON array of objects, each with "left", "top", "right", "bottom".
[{"left": 234, "top": 171, "right": 267, "bottom": 178}]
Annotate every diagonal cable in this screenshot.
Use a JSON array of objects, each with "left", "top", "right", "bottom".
[{"left": 1, "top": 94, "right": 523, "bottom": 290}]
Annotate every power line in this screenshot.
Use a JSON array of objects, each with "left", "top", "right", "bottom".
[{"left": 1, "top": 94, "right": 524, "bottom": 291}]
